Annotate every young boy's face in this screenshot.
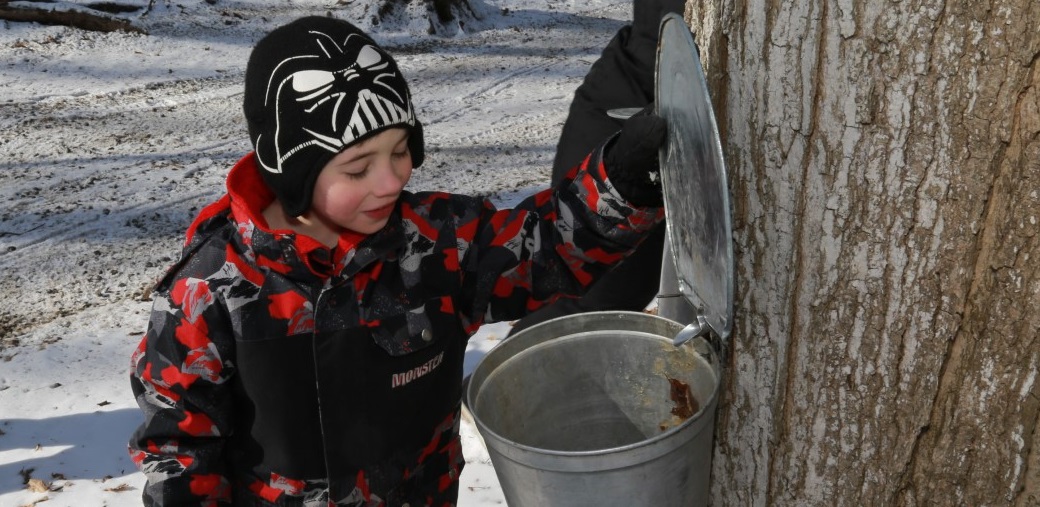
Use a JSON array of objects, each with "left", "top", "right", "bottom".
[{"left": 307, "top": 127, "right": 413, "bottom": 235}]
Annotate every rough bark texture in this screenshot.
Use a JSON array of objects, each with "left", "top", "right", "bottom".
[
  {"left": 380, "top": 0, "right": 483, "bottom": 35},
  {"left": 684, "top": 0, "right": 1040, "bottom": 504}
]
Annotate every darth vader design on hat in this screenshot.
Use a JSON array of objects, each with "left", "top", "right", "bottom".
[{"left": 244, "top": 16, "right": 425, "bottom": 216}]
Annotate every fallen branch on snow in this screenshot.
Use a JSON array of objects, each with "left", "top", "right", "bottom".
[{"left": 0, "top": 2, "right": 147, "bottom": 34}]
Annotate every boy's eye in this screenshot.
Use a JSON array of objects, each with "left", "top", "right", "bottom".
[
  {"left": 344, "top": 168, "right": 367, "bottom": 180},
  {"left": 392, "top": 142, "right": 410, "bottom": 160}
]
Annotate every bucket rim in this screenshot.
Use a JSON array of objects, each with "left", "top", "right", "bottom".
[{"left": 465, "top": 311, "right": 722, "bottom": 460}]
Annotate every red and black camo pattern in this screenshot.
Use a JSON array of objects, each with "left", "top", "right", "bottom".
[{"left": 129, "top": 142, "right": 662, "bottom": 506}]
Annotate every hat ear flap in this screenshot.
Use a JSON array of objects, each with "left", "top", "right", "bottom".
[{"left": 409, "top": 121, "right": 425, "bottom": 168}]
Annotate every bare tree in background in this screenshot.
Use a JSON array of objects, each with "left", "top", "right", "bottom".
[
  {"left": 684, "top": 0, "right": 1040, "bottom": 504},
  {"left": 378, "top": 0, "right": 484, "bottom": 34},
  {"left": 410, "top": 0, "right": 480, "bottom": 25}
]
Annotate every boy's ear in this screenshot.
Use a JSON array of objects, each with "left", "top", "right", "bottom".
[{"left": 409, "top": 121, "right": 425, "bottom": 168}]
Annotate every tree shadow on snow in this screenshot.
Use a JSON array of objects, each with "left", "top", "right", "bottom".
[{"left": 0, "top": 408, "right": 143, "bottom": 494}]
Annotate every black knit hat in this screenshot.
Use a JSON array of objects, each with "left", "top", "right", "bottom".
[{"left": 243, "top": 16, "right": 425, "bottom": 216}]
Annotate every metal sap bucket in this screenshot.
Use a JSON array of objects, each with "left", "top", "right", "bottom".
[{"left": 465, "top": 311, "right": 721, "bottom": 506}]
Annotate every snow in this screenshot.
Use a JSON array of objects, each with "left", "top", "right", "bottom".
[{"left": 0, "top": 0, "right": 633, "bottom": 505}]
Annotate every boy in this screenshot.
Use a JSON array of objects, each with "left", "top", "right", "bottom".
[{"left": 129, "top": 15, "right": 665, "bottom": 506}]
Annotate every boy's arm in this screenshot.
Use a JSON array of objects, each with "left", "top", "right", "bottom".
[
  {"left": 129, "top": 276, "right": 236, "bottom": 506},
  {"left": 456, "top": 111, "right": 667, "bottom": 329}
]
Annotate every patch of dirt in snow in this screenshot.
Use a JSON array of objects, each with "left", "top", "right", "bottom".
[{"left": 0, "top": 0, "right": 629, "bottom": 348}]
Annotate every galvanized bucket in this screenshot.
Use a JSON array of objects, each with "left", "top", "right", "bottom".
[{"left": 465, "top": 311, "right": 721, "bottom": 506}]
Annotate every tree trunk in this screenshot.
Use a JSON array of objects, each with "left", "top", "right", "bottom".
[
  {"left": 685, "top": 0, "right": 1040, "bottom": 504},
  {"left": 379, "top": 0, "right": 483, "bottom": 35}
]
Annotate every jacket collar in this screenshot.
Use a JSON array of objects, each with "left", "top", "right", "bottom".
[{"left": 205, "top": 153, "right": 406, "bottom": 281}]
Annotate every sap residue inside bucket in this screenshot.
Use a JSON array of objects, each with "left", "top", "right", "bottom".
[
  {"left": 473, "top": 331, "right": 703, "bottom": 452},
  {"left": 663, "top": 377, "right": 699, "bottom": 429}
]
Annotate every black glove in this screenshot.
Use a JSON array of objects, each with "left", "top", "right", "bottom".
[{"left": 603, "top": 104, "right": 667, "bottom": 207}]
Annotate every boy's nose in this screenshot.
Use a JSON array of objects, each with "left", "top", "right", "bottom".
[{"left": 373, "top": 163, "right": 407, "bottom": 196}]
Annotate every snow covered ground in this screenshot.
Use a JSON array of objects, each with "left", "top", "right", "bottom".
[{"left": 0, "top": 0, "right": 632, "bottom": 505}]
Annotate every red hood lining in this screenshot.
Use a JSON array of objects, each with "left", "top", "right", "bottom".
[{"left": 224, "top": 153, "right": 366, "bottom": 267}]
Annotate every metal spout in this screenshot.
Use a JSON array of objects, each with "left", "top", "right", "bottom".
[{"left": 672, "top": 314, "right": 710, "bottom": 347}]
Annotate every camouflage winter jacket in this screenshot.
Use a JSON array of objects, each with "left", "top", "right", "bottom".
[{"left": 129, "top": 146, "right": 662, "bottom": 507}]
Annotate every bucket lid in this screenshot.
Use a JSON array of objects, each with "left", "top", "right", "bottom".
[{"left": 655, "top": 14, "right": 734, "bottom": 342}]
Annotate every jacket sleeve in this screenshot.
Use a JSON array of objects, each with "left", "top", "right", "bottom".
[
  {"left": 129, "top": 272, "right": 237, "bottom": 506},
  {"left": 455, "top": 138, "right": 664, "bottom": 331}
]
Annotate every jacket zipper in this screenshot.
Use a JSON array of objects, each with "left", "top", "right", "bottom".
[{"left": 310, "top": 284, "right": 336, "bottom": 499}]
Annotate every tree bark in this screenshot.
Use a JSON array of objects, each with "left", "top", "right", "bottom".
[
  {"left": 379, "top": 0, "right": 482, "bottom": 35},
  {"left": 684, "top": 0, "right": 1040, "bottom": 504}
]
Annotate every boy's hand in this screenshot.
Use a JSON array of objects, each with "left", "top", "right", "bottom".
[{"left": 603, "top": 104, "right": 667, "bottom": 207}]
